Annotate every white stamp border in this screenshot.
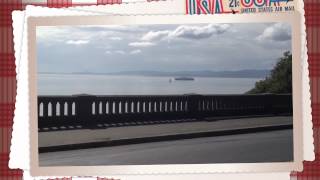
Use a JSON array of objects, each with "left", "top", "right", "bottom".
[{"left": 28, "top": 13, "right": 303, "bottom": 176}]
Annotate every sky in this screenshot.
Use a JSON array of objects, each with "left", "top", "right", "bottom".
[{"left": 36, "top": 22, "right": 291, "bottom": 73}]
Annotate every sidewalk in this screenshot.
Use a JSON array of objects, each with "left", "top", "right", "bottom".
[{"left": 39, "top": 116, "right": 292, "bottom": 152}]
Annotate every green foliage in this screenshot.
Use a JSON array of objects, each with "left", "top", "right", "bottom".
[{"left": 247, "top": 51, "right": 292, "bottom": 94}]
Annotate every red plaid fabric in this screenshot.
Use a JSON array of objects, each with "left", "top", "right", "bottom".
[
  {"left": 47, "top": 0, "right": 73, "bottom": 8},
  {"left": 0, "top": 0, "right": 319, "bottom": 179},
  {"left": 290, "top": 0, "right": 320, "bottom": 179},
  {"left": 97, "top": 0, "right": 122, "bottom": 5},
  {"left": 0, "top": 0, "right": 22, "bottom": 178}
]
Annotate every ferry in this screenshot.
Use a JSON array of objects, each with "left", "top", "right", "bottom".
[{"left": 174, "top": 77, "right": 195, "bottom": 81}]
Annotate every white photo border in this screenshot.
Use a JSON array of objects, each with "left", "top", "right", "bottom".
[{"left": 28, "top": 12, "right": 303, "bottom": 176}]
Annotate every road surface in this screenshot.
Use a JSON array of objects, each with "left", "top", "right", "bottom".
[{"left": 39, "top": 129, "right": 293, "bottom": 166}]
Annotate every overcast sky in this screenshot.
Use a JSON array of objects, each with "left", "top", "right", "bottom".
[{"left": 37, "top": 22, "right": 291, "bottom": 73}]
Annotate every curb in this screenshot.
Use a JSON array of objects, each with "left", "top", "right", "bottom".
[{"left": 39, "top": 124, "right": 293, "bottom": 153}]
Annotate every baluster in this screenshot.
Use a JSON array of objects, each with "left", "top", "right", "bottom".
[
  {"left": 118, "top": 101, "right": 122, "bottom": 114},
  {"left": 97, "top": 102, "right": 100, "bottom": 114},
  {"left": 42, "top": 102, "right": 46, "bottom": 117},
  {"left": 156, "top": 98, "right": 159, "bottom": 113},
  {"left": 149, "top": 99, "right": 153, "bottom": 113},
  {"left": 202, "top": 100, "right": 205, "bottom": 111},
  {"left": 91, "top": 102, "right": 95, "bottom": 115},
  {"left": 139, "top": 100, "right": 143, "bottom": 113},
  {"left": 132, "top": 100, "right": 136, "bottom": 114},
  {"left": 125, "top": 100, "right": 129, "bottom": 113},
  {"left": 113, "top": 101, "right": 117, "bottom": 114},
  {"left": 56, "top": 102, "right": 60, "bottom": 116},
  {"left": 206, "top": 100, "right": 210, "bottom": 111},
  {"left": 159, "top": 101, "right": 163, "bottom": 112},
  {"left": 145, "top": 100, "right": 149, "bottom": 113},
  {"left": 47, "top": 101, "right": 51, "bottom": 116},
  {"left": 142, "top": 101, "right": 145, "bottom": 113},
  {"left": 184, "top": 100, "right": 188, "bottom": 111},
  {"left": 72, "top": 102, "right": 76, "bottom": 115},
  {"left": 181, "top": 101, "right": 185, "bottom": 112},
  {"left": 105, "top": 101, "right": 109, "bottom": 114},
  {"left": 166, "top": 100, "right": 170, "bottom": 112},
  {"left": 98, "top": 102, "right": 102, "bottom": 114},
  {"left": 130, "top": 99, "right": 136, "bottom": 113},
  {"left": 38, "top": 101, "right": 41, "bottom": 116},
  {"left": 175, "top": 100, "right": 179, "bottom": 112},
  {"left": 161, "top": 99, "right": 165, "bottom": 112},
  {"left": 123, "top": 101, "right": 127, "bottom": 114},
  {"left": 170, "top": 100, "right": 173, "bottom": 112},
  {"left": 131, "top": 101, "right": 135, "bottom": 113},
  {"left": 178, "top": 98, "right": 182, "bottom": 112},
  {"left": 170, "top": 98, "right": 173, "bottom": 112},
  {"left": 63, "top": 101, "right": 71, "bottom": 116}
]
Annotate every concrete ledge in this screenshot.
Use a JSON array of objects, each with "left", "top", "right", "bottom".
[{"left": 39, "top": 124, "right": 292, "bottom": 153}]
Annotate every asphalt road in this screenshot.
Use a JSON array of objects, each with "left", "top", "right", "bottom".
[{"left": 39, "top": 129, "right": 293, "bottom": 166}]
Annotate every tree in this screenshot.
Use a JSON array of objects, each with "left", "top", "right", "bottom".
[{"left": 247, "top": 51, "right": 292, "bottom": 94}]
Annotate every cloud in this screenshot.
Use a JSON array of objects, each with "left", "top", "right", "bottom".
[
  {"left": 115, "top": 50, "right": 125, "bottom": 54},
  {"left": 38, "top": 23, "right": 291, "bottom": 75},
  {"left": 109, "top": 37, "right": 123, "bottom": 41},
  {"left": 37, "top": 27, "right": 69, "bottom": 41},
  {"left": 105, "top": 50, "right": 126, "bottom": 55},
  {"left": 81, "top": 25, "right": 143, "bottom": 32},
  {"left": 141, "top": 30, "right": 170, "bottom": 41},
  {"left": 105, "top": 50, "right": 126, "bottom": 54},
  {"left": 257, "top": 23, "right": 291, "bottom": 41},
  {"left": 66, "top": 40, "right": 89, "bottom": 45},
  {"left": 130, "top": 49, "right": 142, "bottom": 54},
  {"left": 128, "top": 42, "right": 155, "bottom": 47},
  {"left": 169, "top": 24, "right": 230, "bottom": 39},
  {"left": 38, "top": 26, "right": 119, "bottom": 46},
  {"left": 141, "top": 24, "right": 230, "bottom": 42}
]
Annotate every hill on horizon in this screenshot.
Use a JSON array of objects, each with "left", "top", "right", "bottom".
[{"left": 39, "top": 69, "right": 271, "bottom": 79}]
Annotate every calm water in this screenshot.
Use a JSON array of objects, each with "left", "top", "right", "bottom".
[{"left": 38, "top": 74, "right": 261, "bottom": 95}]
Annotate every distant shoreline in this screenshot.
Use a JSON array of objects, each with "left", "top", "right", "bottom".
[
  {"left": 38, "top": 69, "right": 270, "bottom": 79},
  {"left": 38, "top": 73, "right": 264, "bottom": 79}
]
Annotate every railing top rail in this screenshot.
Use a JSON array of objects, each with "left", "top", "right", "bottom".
[
  {"left": 38, "top": 93, "right": 292, "bottom": 98},
  {"left": 38, "top": 96, "right": 78, "bottom": 98}
]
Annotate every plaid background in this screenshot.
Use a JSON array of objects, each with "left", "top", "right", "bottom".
[{"left": 0, "top": 0, "right": 318, "bottom": 179}]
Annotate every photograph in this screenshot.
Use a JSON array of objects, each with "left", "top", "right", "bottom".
[{"left": 36, "top": 22, "right": 294, "bottom": 166}]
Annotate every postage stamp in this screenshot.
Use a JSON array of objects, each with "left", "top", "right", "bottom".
[{"left": 185, "top": 0, "right": 296, "bottom": 14}]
